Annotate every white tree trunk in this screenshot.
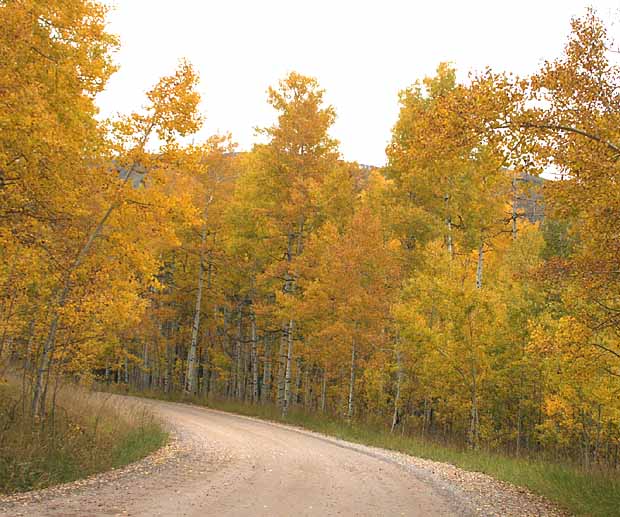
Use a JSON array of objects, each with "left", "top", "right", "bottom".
[
  {"left": 261, "top": 333, "right": 272, "bottom": 403},
  {"left": 476, "top": 240, "right": 484, "bottom": 289},
  {"left": 295, "top": 357, "right": 303, "bottom": 404},
  {"left": 250, "top": 311, "right": 259, "bottom": 403},
  {"left": 141, "top": 341, "right": 149, "bottom": 389},
  {"left": 282, "top": 319, "right": 295, "bottom": 416},
  {"left": 445, "top": 193, "right": 453, "bottom": 258},
  {"left": 391, "top": 350, "right": 402, "bottom": 434},
  {"left": 320, "top": 369, "right": 327, "bottom": 413},
  {"left": 276, "top": 323, "right": 287, "bottom": 407},
  {"left": 31, "top": 286, "right": 67, "bottom": 415},
  {"left": 347, "top": 340, "right": 356, "bottom": 420},
  {"left": 469, "top": 373, "right": 480, "bottom": 449},
  {"left": 235, "top": 311, "right": 243, "bottom": 400},
  {"left": 280, "top": 229, "right": 297, "bottom": 412},
  {"left": 512, "top": 171, "right": 518, "bottom": 240},
  {"left": 185, "top": 224, "right": 207, "bottom": 394}
]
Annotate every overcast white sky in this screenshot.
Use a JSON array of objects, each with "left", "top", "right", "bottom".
[{"left": 97, "top": 1, "right": 619, "bottom": 166}]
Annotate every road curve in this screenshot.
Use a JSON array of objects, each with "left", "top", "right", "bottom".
[
  {"left": 157, "top": 401, "right": 465, "bottom": 516},
  {"left": 0, "top": 398, "right": 471, "bottom": 517}
]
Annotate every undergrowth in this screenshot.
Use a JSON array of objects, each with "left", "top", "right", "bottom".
[{"left": 0, "top": 383, "right": 167, "bottom": 495}]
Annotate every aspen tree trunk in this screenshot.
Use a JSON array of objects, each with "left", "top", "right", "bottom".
[
  {"left": 163, "top": 342, "right": 170, "bottom": 393},
  {"left": 595, "top": 405, "right": 603, "bottom": 465},
  {"left": 200, "top": 326, "right": 212, "bottom": 396},
  {"left": 516, "top": 400, "right": 523, "bottom": 456},
  {"left": 469, "top": 365, "right": 480, "bottom": 449},
  {"left": 280, "top": 231, "right": 296, "bottom": 412},
  {"left": 185, "top": 224, "right": 207, "bottom": 395},
  {"left": 0, "top": 257, "right": 17, "bottom": 360},
  {"left": 466, "top": 310, "right": 480, "bottom": 449},
  {"left": 511, "top": 172, "right": 518, "bottom": 240},
  {"left": 282, "top": 319, "right": 294, "bottom": 415},
  {"left": 303, "top": 366, "right": 310, "bottom": 408},
  {"left": 516, "top": 338, "right": 526, "bottom": 456},
  {"left": 294, "top": 357, "right": 303, "bottom": 404},
  {"left": 222, "top": 307, "right": 233, "bottom": 397},
  {"left": 226, "top": 372, "right": 233, "bottom": 399},
  {"left": 261, "top": 333, "right": 272, "bottom": 403},
  {"left": 0, "top": 286, "right": 17, "bottom": 366},
  {"left": 242, "top": 324, "right": 251, "bottom": 401},
  {"left": 282, "top": 228, "right": 303, "bottom": 416},
  {"left": 296, "top": 219, "right": 305, "bottom": 255},
  {"left": 250, "top": 311, "right": 259, "bottom": 403},
  {"left": 32, "top": 165, "right": 142, "bottom": 415},
  {"left": 476, "top": 240, "right": 484, "bottom": 289},
  {"left": 229, "top": 320, "right": 236, "bottom": 398},
  {"left": 40, "top": 358, "right": 54, "bottom": 420},
  {"left": 142, "top": 341, "right": 150, "bottom": 389},
  {"left": 152, "top": 337, "right": 160, "bottom": 388},
  {"left": 20, "top": 319, "right": 36, "bottom": 400},
  {"left": 276, "top": 324, "right": 287, "bottom": 407},
  {"left": 201, "top": 260, "right": 214, "bottom": 397},
  {"left": 320, "top": 369, "right": 327, "bottom": 413},
  {"left": 444, "top": 193, "right": 453, "bottom": 258},
  {"left": 203, "top": 364, "right": 212, "bottom": 397},
  {"left": 391, "top": 350, "right": 402, "bottom": 434},
  {"left": 347, "top": 339, "right": 356, "bottom": 420},
  {"left": 32, "top": 284, "right": 69, "bottom": 415},
  {"left": 235, "top": 310, "right": 243, "bottom": 400}
]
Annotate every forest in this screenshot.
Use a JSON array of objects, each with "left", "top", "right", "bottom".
[{"left": 1, "top": 0, "right": 620, "bottom": 473}]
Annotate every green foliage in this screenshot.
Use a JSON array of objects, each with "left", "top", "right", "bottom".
[{"left": 540, "top": 218, "right": 576, "bottom": 260}]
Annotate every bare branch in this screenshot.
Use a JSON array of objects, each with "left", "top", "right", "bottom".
[{"left": 519, "top": 122, "right": 620, "bottom": 158}]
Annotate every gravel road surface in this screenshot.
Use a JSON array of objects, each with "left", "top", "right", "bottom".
[{"left": 0, "top": 398, "right": 566, "bottom": 516}]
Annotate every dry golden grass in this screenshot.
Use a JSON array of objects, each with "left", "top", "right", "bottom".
[{"left": 0, "top": 381, "right": 167, "bottom": 494}]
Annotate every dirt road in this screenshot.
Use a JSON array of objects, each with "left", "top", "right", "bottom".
[{"left": 0, "top": 399, "right": 563, "bottom": 517}]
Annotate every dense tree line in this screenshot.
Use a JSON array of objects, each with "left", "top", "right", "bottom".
[{"left": 1, "top": 1, "right": 619, "bottom": 468}]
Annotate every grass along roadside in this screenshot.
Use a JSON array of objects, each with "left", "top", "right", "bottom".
[
  {"left": 0, "top": 383, "right": 167, "bottom": 495},
  {"left": 119, "top": 387, "right": 619, "bottom": 517}
]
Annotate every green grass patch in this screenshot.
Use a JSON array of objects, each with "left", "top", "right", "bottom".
[
  {"left": 121, "top": 387, "right": 620, "bottom": 517},
  {"left": 109, "top": 422, "right": 167, "bottom": 469},
  {"left": 0, "top": 384, "right": 167, "bottom": 495}
]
